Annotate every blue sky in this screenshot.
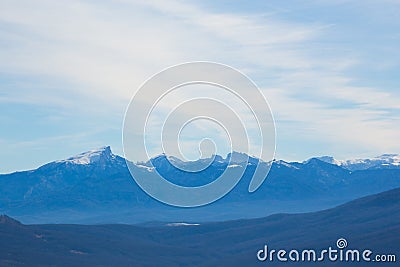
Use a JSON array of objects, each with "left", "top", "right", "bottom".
[{"left": 1, "top": 0, "right": 399, "bottom": 173}]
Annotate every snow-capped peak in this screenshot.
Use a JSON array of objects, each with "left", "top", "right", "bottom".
[
  {"left": 311, "top": 156, "right": 342, "bottom": 165},
  {"left": 376, "top": 154, "right": 400, "bottom": 162},
  {"left": 273, "top": 160, "right": 299, "bottom": 169},
  {"left": 56, "top": 146, "right": 115, "bottom": 165},
  {"left": 141, "top": 151, "right": 259, "bottom": 167},
  {"left": 166, "top": 155, "right": 184, "bottom": 165},
  {"left": 225, "top": 151, "right": 260, "bottom": 165},
  {"left": 312, "top": 154, "right": 400, "bottom": 171}
]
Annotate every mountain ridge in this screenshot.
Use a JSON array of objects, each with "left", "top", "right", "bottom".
[
  {"left": 313, "top": 154, "right": 400, "bottom": 170},
  {"left": 0, "top": 187, "right": 399, "bottom": 266},
  {"left": 1, "top": 146, "right": 400, "bottom": 224},
  {"left": 3, "top": 146, "right": 399, "bottom": 175}
]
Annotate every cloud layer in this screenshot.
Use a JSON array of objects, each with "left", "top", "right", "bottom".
[{"left": 0, "top": 0, "right": 399, "bottom": 171}]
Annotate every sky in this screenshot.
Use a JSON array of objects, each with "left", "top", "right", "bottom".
[{"left": 0, "top": 0, "right": 399, "bottom": 173}]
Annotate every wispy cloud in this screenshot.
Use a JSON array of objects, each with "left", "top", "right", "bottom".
[{"left": 0, "top": 0, "right": 399, "bottom": 170}]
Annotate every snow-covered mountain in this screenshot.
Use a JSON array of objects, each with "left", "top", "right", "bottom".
[
  {"left": 138, "top": 151, "right": 258, "bottom": 167},
  {"left": 1, "top": 146, "right": 400, "bottom": 224},
  {"left": 313, "top": 154, "right": 400, "bottom": 171},
  {"left": 54, "top": 146, "right": 116, "bottom": 165},
  {"left": 39, "top": 146, "right": 400, "bottom": 172}
]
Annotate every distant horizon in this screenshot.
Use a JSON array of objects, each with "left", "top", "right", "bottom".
[{"left": 2, "top": 144, "right": 399, "bottom": 174}]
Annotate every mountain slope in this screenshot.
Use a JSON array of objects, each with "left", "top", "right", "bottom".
[
  {"left": 0, "top": 187, "right": 399, "bottom": 266},
  {"left": 0, "top": 147, "right": 400, "bottom": 224}
]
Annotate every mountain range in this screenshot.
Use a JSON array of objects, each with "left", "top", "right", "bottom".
[
  {"left": 1, "top": 187, "right": 399, "bottom": 266},
  {"left": 314, "top": 154, "right": 400, "bottom": 170},
  {"left": 0, "top": 146, "right": 400, "bottom": 224}
]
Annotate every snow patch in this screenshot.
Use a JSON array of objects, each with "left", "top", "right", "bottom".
[
  {"left": 166, "top": 222, "right": 200, "bottom": 227},
  {"left": 55, "top": 146, "right": 113, "bottom": 165},
  {"left": 314, "top": 154, "right": 400, "bottom": 170},
  {"left": 227, "top": 164, "right": 241, "bottom": 168}
]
